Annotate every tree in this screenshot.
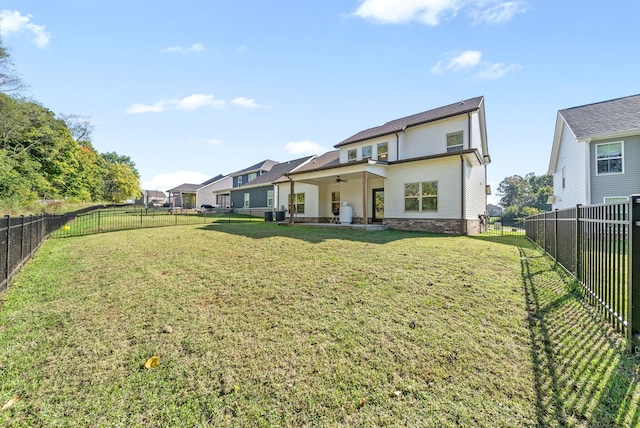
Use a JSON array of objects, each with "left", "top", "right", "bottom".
[
  {"left": 0, "top": 36, "right": 24, "bottom": 92},
  {"left": 101, "top": 152, "right": 141, "bottom": 202},
  {"left": 497, "top": 172, "right": 553, "bottom": 217}
]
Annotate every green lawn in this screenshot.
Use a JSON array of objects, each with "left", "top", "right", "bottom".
[{"left": 1, "top": 223, "right": 638, "bottom": 427}]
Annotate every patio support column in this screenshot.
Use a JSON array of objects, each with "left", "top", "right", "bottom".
[
  {"left": 289, "top": 179, "right": 294, "bottom": 224},
  {"left": 362, "top": 171, "right": 368, "bottom": 225}
]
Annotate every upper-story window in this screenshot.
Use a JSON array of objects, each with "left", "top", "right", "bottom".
[
  {"left": 377, "top": 142, "right": 388, "bottom": 160},
  {"left": 237, "top": 176, "right": 243, "bottom": 186},
  {"left": 248, "top": 172, "right": 258, "bottom": 181},
  {"left": 596, "top": 142, "right": 623, "bottom": 175},
  {"left": 347, "top": 149, "right": 357, "bottom": 162},
  {"left": 446, "top": 131, "right": 464, "bottom": 152},
  {"left": 362, "top": 145, "right": 372, "bottom": 159}
]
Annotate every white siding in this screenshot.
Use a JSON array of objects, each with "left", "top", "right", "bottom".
[
  {"left": 552, "top": 122, "right": 588, "bottom": 209},
  {"left": 469, "top": 111, "right": 484, "bottom": 156},
  {"left": 464, "top": 161, "right": 487, "bottom": 219},
  {"left": 196, "top": 176, "right": 232, "bottom": 206},
  {"left": 277, "top": 182, "right": 319, "bottom": 218},
  {"left": 339, "top": 135, "right": 398, "bottom": 163},
  {"left": 403, "top": 116, "right": 468, "bottom": 160},
  {"left": 385, "top": 157, "right": 462, "bottom": 219}
]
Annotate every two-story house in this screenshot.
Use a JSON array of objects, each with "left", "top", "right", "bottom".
[
  {"left": 281, "top": 96, "right": 491, "bottom": 234},
  {"left": 228, "top": 160, "right": 279, "bottom": 210},
  {"left": 548, "top": 94, "right": 640, "bottom": 210}
]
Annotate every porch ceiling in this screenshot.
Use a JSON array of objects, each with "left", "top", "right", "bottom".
[{"left": 288, "top": 163, "right": 387, "bottom": 185}]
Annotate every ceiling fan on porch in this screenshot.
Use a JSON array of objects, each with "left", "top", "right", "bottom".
[{"left": 336, "top": 176, "right": 347, "bottom": 183}]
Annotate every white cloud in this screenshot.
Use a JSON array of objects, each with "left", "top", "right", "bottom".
[
  {"left": 431, "top": 50, "right": 521, "bottom": 79},
  {"left": 126, "top": 94, "right": 225, "bottom": 114},
  {"left": 236, "top": 45, "right": 248, "bottom": 53},
  {"left": 470, "top": 1, "right": 528, "bottom": 24},
  {"left": 126, "top": 101, "right": 167, "bottom": 114},
  {"left": 431, "top": 50, "right": 482, "bottom": 74},
  {"left": 284, "top": 140, "right": 325, "bottom": 156},
  {"left": 0, "top": 10, "right": 50, "bottom": 47},
  {"left": 232, "top": 97, "right": 267, "bottom": 109},
  {"left": 354, "top": 0, "right": 463, "bottom": 25},
  {"left": 353, "top": 0, "right": 526, "bottom": 25},
  {"left": 162, "top": 43, "right": 205, "bottom": 54},
  {"left": 473, "top": 62, "right": 522, "bottom": 80},
  {"left": 141, "top": 171, "right": 211, "bottom": 192},
  {"left": 176, "top": 94, "right": 225, "bottom": 111}
]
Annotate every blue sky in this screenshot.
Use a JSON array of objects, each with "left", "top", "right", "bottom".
[{"left": 1, "top": 1, "right": 638, "bottom": 204}]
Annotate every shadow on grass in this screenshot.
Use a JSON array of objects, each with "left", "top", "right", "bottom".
[
  {"left": 198, "top": 221, "right": 455, "bottom": 244},
  {"left": 518, "top": 245, "right": 640, "bottom": 426}
]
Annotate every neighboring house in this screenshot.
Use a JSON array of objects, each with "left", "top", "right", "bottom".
[
  {"left": 487, "top": 204, "right": 503, "bottom": 217},
  {"left": 548, "top": 94, "right": 640, "bottom": 210},
  {"left": 231, "top": 156, "right": 315, "bottom": 214},
  {"left": 228, "top": 159, "right": 279, "bottom": 209},
  {"left": 283, "top": 96, "right": 491, "bottom": 235},
  {"left": 137, "top": 190, "right": 168, "bottom": 206},
  {"left": 167, "top": 183, "right": 200, "bottom": 209},
  {"left": 196, "top": 174, "right": 232, "bottom": 208}
]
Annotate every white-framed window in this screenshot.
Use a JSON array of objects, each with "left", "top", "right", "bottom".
[
  {"left": 446, "top": 131, "right": 464, "bottom": 152},
  {"left": 288, "top": 193, "right": 305, "bottom": 214},
  {"left": 377, "top": 142, "right": 388, "bottom": 160},
  {"left": 267, "top": 189, "right": 274, "bottom": 207},
  {"left": 405, "top": 181, "right": 438, "bottom": 211},
  {"left": 596, "top": 141, "right": 624, "bottom": 175},
  {"left": 562, "top": 166, "right": 566, "bottom": 189},
  {"left": 237, "top": 176, "right": 243, "bottom": 186},
  {"left": 347, "top": 149, "right": 357, "bottom": 162},
  {"left": 248, "top": 172, "right": 257, "bottom": 181},
  {"left": 243, "top": 193, "right": 250, "bottom": 208},
  {"left": 362, "top": 145, "right": 372, "bottom": 159}
]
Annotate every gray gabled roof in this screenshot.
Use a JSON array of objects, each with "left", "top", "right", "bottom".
[
  {"left": 559, "top": 93, "right": 640, "bottom": 140},
  {"left": 335, "top": 96, "right": 484, "bottom": 147},
  {"left": 199, "top": 174, "right": 224, "bottom": 186},
  {"left": 167, "top": 183, "right": 200, "bottom": 193},
  {"left": 241, "top": 156, "right": 314, "bottom": 187},
  {"left": 232, "top": 159, "right": 279, "bottom": 176}
]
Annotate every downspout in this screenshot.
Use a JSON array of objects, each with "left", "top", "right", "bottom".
[{"left": 461, "top": 155, "right": 465, "bottom": 233}]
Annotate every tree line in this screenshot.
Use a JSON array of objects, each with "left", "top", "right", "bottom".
[{"left": 0, "top": 37, "right": 140, "bottom": 211}]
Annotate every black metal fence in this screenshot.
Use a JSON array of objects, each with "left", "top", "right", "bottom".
[
  {"left": 526, "top": 196, "right": 640, "bottom": 353},
  {"left": 1, "top": 205, "right": 264, "bottom": 294},
  {"left": 483, "top": 216, "right": 526, "bottom": 236}
]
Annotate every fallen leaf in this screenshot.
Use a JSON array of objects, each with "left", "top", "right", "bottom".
[
  {"left": 2, "top": 397, "right": 19, "bottom": 411},
  {"left": 144, "top": 356, "right": 160, "bottom": 369}
]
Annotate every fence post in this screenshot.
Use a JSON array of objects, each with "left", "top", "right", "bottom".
[
  {"left": 4, "top": 215, "right": 10, "bottom": 290},
  {"left": 629, "top": 195, "right": 640, "bottom": 353},
  {"left": 575, "top": 205, "right": 581, "bottom": 278}
]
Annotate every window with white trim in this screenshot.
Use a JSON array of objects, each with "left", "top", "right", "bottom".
[
  {"left": 377, "top": 142, "right": 388, "bottom": 160},
  {"left": 243, "top": 193, "right": 250, "bottom": 208},
  {"left": 446, "top": 131, "right": 463, "bottom": 152},
  {"left": 362, "top": 145, "right": 372, "bottom": 159},
  {"left": 248, "top": 172, "right": 257, "bottom": 181},
  {"left": 603, "top": 196, "right": 628, "bottom": 204},
  {"left": 562, "top": 166, "right": 566, "bottom": 189},
  {"left": 405, "top": 181, "right": 438, "bottom": 211},
  {"left": 237, "top": 176, "right": 243, "bottom": 186},
  {"left": 267, "top": 190, "right": 274, "bottom": 207},
  {"left": 347, "top": 149, "right": 356, "bottom": 162},
  {"left": 596, "top": 142, "right": 623, "bottom": 175},
  {"left": 288, "top": 193, "right": 305, "bottom": 214}
]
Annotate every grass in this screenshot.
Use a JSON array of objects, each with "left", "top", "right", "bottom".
[{"left": 1, "top": 223, "right": 639, "bottom": 426}]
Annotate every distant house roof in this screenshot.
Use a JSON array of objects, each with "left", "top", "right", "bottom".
[
  {"left": 278, "top": 151, "right": 340, "bottom": 180},
  {"left": 232, "top": 159, "right": 279, "bottom": 176},
  {"left": 335, "top": 96, "right": 484, "bottom": 147},
  {"left": 167, "top": 183, "right": 200, "bottom": 193},
  {"left": 242, "top": 156, "right": 314, "bottom": 187},
  {"left": 143, "top": 190, "right": 166, "bottom": 198},
  {"left": 199, "top": 174, "right": 224, "bottom": 187},
  {"left": 559, "top": 93, "right": 640, "bottom": 140}
]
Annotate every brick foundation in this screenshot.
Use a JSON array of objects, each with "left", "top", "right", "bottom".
[{"left": 384, "top": 218, "right": 485, "bottom": 235}]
